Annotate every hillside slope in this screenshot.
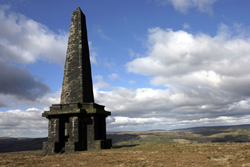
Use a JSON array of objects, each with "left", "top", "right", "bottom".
[
  {"left": 1, "top": 124, "right": 250, "bottom": 153},
  {"left": 1, "top": 143, "right": 250, "bottom": 167}
]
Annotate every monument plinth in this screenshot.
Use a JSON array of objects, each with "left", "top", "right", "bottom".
[{"left": 42, "top": 7, "right": 112, "bottom": 153}]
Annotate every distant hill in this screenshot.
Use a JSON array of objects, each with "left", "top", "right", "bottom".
[
  {"left": 0, "top": 137, "right": 47, "bottom": 153},
  {"left": 1, "top": 124, "right": 250, "bottom": 153},
  {"left": 175, "top": 124, "right": 250, "bottom": 131}
]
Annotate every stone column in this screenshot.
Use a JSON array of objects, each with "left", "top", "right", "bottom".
[
  {"left": 43, "top": 118, "right": 59, "bottom": 153},
  {"left": 65, "top": 116, "right": 79, "bottom": 152}
]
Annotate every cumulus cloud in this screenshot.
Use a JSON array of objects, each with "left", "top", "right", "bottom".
[
  {"left": 0, "top": 6, "right": 114, "bottom": 136},
  {"left": 109, "top": 73, "right": 119, "bottom": 81},
  {"left": 89, "top": 42, "right": 99, "bottom": 65},
  {"left": 94, "top": 85, "right": 250, "bottom": 131},
  {"left": 0, "top": 61, "right": 50, "bottom": 101},
  {"left": 0, "top": 5, "right": 69, "bottom": 106},
  {"left": 0, "top": 5, "right": 68, "bottom": 65},
  {"left": 0, "top": 6, "right": 99, "bottom": 107},
  {"left": 0, "top": 108, "right": 48, "bottom": 137},
  {"left": 127, "top": 24, "right": 250, "bottom": 93},
  {"left": 107, "top": 115, "right": 250, "bottom": 132},
  {"left": 95, "top": 86, "right": 250, "bottom": 119},
  {"left": 129, "top": 80, "right": 136, "bottom": 84},
  {"left": 107, "top": 23, "right": 250, "bottom": 131},
  {"left": 128, "top": 48, "right": 143, "bottom": 58},
  {"left": 2, "top": 4, "right": 250, "bottom": 136},
  {"left": 155, "top": 0, "right": 218, "bottom": 15},
  {"left": 183, "top": 23, "right": 190, "bottom": 29},
  {"left": 94, "top": 25, "right": 111, "bottom": 40},
  {"left": 0, "top": 5, "right": 100, "bottom": 65},
  {"left": 35, "top": 90, "right": 61, "bottom": 109},
  {"left": 0, "top": 90, "right": 61, "bottom": 137},
  {"left": 1, "top": 84, "right": 250, "bottom": 136},
  {"left": 93, "top": 75, "right": 111, "bottom": 91}
]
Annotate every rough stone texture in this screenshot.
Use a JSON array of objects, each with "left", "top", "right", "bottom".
[
  {"left": 42, "top": 7, "right": 112, "bottom": 154},
  {"left": 61, "top": 7, "right": 94, "bottom": 104},
  {"left": 43, "top": 103, "right": 112, "bottom": 153}
]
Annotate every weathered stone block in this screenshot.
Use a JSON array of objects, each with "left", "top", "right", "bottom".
[{"left": 87, "top": 139, "right": 112, "bottom": 150}]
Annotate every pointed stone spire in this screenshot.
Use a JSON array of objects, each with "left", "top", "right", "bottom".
[
  {"left": 61, "top": 7, "right": 94, "bottom": 104},
  {"left": 42, "top": 7, "right": 112, "bottom": 153}
]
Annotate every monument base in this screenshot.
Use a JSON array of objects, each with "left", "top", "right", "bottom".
[
  {"left": 43, "top": 141, "right": 65, "bottom": 154},
  {"left": 42, "top": 102, "right": 112, "bottom": 153},
  {"left": 88, "top": 139, "right": 112, "bottom": 150}
]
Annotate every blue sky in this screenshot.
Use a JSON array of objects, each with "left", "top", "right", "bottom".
[{"left": 1, "top": 0, "right": 250, "bottom": 137}]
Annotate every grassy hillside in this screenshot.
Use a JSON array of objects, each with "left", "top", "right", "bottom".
[
  {"left": 0, "top": 138, "right": 47, "bottom": 153},
  {"left": 1, "top": 124, "right": 250, "bottom": 153},
  {"left": 1, "top": 143, "right": 250, "bottom": 166},
  {"left": 109, "top": 124, "right": 250, "bottom": 146}
]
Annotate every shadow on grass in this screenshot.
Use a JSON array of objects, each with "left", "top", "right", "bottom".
[
  {"left": 212, "top": 135, "right": 250, "bottom": 143},
  {"left": 107, "top": 134, "right": 139, "bottom": 145},
  {"left": 191, "top": 129, "right": 229, "bottom": 136},
  {"left": 112, "top": 144, "right": 139, "bottom": 149}
]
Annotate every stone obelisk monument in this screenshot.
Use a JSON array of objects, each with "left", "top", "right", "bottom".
[{"left": 42, "top": 7, "right": 112, "bottom": 153}]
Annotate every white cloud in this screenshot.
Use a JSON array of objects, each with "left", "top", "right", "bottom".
[
  {"left": 0, "top": 5, "right": 100, "bottom": 66},
  {"left": 183, "top": 23, "right": 190, "bottom": 29},
  {"left": 2, "top": 84, "right": 250, "bottom": 136},
  {"left": 94, "top": 86, "right": 250, "bottom": 131},
  {"left": 107, "top": 116, "right": 175, "bottom": 131},
  {"left": 94, "top": 25, "right": 111, "bottom": 40},
  {"left": 128, "top": 48, "right": 143, "bottom": 58},
  {"left": 93, "top": 75, "right": 111, "bottom": 92},
  {"left": 2, "top": 4, "right": 250, "bottom": 137},
  {"left": 1, "top": 80, "right": 250, "bottom": 136},
  {"left": 155, "top": 0, "right": 218, "bottom": 15},
  {"left": 0, "top": 108, "right": 48, "bottom": 137},
  {"left": 35, "top": 90, "right": 61, "bottom": 109},
  {"left": 109, "top": 73, "right": 119, "bottom": 81},
  {"left": 89, "top": 42, "right": 99, "bottom": 65},
  {"left": 95, "top": 85, "right": 250, "bottom": 119},
  {"left": 114, "top": 23, "right": 250, "bottom": 131},
  {"left": 106, "top": 115, "right": 250, "bottom": 132},
  {"left": 0, "top": 90, "right": 61, "bottom": 137},
  {"left": 0, "top": 5, "right": 68, "bottom": 65},
  {"left": 129, "top": 80, "right": 136, "bottom": 84},
  {"left": 127, "top": 24, "right": 250, "bottom": 96},
  {"left": 0, "top": 5, "right": 69, "bottom": 107}
]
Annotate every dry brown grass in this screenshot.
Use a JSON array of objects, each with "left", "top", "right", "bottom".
[
  {"left": 208, "top": 132, "right": 239, "bottom": 138},
  {"left": 172, "top": 139, "right": 193, "bottom": 144},
  {"left": 1, "top": 143, "right": 250, "bottom": 167}
]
